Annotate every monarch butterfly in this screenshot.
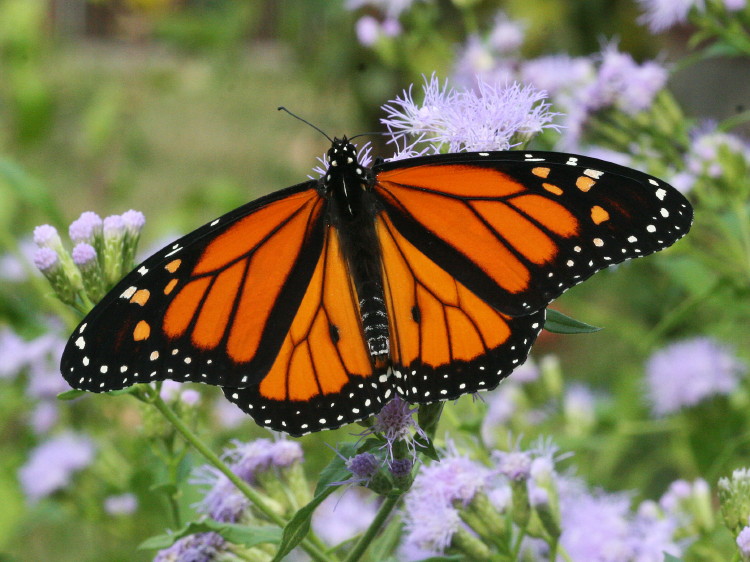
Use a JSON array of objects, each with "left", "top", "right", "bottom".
[{"left": 61, "top": 137, "right": 692, "bottom": 435}]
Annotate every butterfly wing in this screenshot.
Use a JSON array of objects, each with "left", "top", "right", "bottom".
[
  {"left": 376, "top": 213, "right": 545, "bottom": 401},
  {"left": 61, "top": 181, "right": 329, "bottom": 391},
  {"left": 373, "top": 151, "right": 692, "bottom": 316},
  {"left": 222, "top": 225, "right": 390, "bottom": 436}
]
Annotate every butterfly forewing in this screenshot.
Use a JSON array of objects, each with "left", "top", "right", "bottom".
[
  {"left": 373, "top": 151, "right": 692, "bottom": 316},
  {"left": 61, "top": 182, "right": 326, "bottom": 392},
  {"left": 223, "top": 226, "right": 391, "bottom": 436}
]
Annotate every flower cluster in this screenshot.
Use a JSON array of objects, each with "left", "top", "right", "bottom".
[
  {"left": 381, "top": 74, "right": 559, "bottom": 156},
  {"left": 645, "top": 336, "right": 746, "bottom": 416},
  {"left": 18, "top": 432, "right": 96, "bottom": 503},
  {"left": 399, "top": 437, "right": 699, "bottom": 560},
  {"left": 32, "top": 210, "right": 145, "bottom": 313},
  {"left": 637, "top": 0, "right": 747, "bottom": 33}
]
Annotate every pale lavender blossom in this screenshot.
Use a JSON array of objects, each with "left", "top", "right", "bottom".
[
  {"left": 481, "top": 385, "right": 520, "bottom": 447},
  {"left": 493, "top": 449, "right": 533, "bottom": 481},
  {"left": 71, "top": 243, "right": 97, "bottom": 266},
  {"left": 637, "top": 0, "right": 703, "bottom": 32},
  {"left": 103, "top": 214, "right": 125, "bottom": 238},
  {"left": 25, "top": 334, "right": 68, "bottom": 400},
  {"left": 0, "top": 327, "right": 28, "bottom": 379},
  {"left": 356, "top": 15, "right": 381, "bottom": 46},
  {"left": 312, "top": 489, "right": 378, "bottom": 545},
  {"left": 381, "top": 74, "right": 559, "bottom": 156},
  {"left": 104, "top": 493, "right": 138, "bottom": 515},
  {"left": 68, "top": 211, "right": 102, "bottom": 244},
  {"left": 30, "top": 401, "right": 59, "bottom": 434},
  {"left": 399, "top": 445, "right": 491, "bottom": 555},
  {"left": 402, "top": 494, "right": 461, "bottom": 555},
  {"left": 180, "top": 389, "right": 201, "bottom": 406},
  {"left": 559, "top": 485, "right": 681, "bottom": 560},
  {"left": 686, "top": 126, "right": 750, "bottom": 178},
  {"left": 738, "top": 526, "right": 750, "bottom": 555},
  {"left": 0, "top": 239, "right": 37, "bottom": 282},
  {"left": 355, "top": 15, "right": 402, "bottom": 46},
  {"left": 520, "top": 55, "right": 595, "bottom": 97},
  {"left": 18, "top": 432, "right": 96, "bottom": 502},
  {"left": 224, "top": 438, "right": 299, "bottom": 482},
  {"left": 121, "top": 209, "right": 145, "bottom": 235},
  {"left": 193, "top": 465, "right": 250, "bottom": 523},
  {"left": 645, "top": 337, "right": 746, "bottom": 416},
  {"left": 586, "top": 43, "right": 668, "bottom": 115},
  {"left": 153, "top": 532, "right": 225, "bottom": 562},
  {"left": 724, "top": 0, "right": 746, "bottom": 9},
  {"left": 488, "top": 12, "right": 525, "bottom": 54},
  {"left": 669, "top": 170, "right": 697, "bottom": 193},
  {"left": 33, "top": 224, "right": 61, "bottom": 249},
  {"left": 33, "top": 247, "right": 58, "bottom": 273}
]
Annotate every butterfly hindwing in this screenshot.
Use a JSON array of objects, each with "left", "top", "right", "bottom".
[
  {"left": 223, "top": 226, "right": 391, "bottom": 436},
  {"left": 376, "top": 213, "right": 544, "bottom": 402},
  {"left": 373, "top": 151, "right": 692, "bottom": 316},
  {"left": 61, "top": 182, "right": 327, "bottom": 391}
]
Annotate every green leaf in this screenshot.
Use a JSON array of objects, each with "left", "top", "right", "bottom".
[
  {"left": 417, "top": 434, "right": 440, "bottom": 462},
  {"left": 56, "top": 389, "right": 87, "bottom": 401},
  {"left": 138, "top": 520, "right": 281, "bottom": 550},
  {"left": 544, "top": 309, "right": 601, "bottom": 334},
  {"left": 662, "top": 554, "right": 684, "bottom": 562},
  {"left": 272, "top": 488, "right": 338, "bottom": 562}
]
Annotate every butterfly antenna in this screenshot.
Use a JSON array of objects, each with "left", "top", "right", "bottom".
[{"left": 277, "top": 107, "right": 333, "bottom": 143}]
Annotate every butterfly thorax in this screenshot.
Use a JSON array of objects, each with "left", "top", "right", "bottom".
[{"left": 324, "top": 138, "right": 390, "bottom": 362}]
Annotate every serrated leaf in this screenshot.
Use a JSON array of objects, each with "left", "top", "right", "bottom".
[
  {"left": 56, "top": 389, "right": 87, "bottom": 401},
  {"left": 138, "top": 520, "right": 281, "bottom": 550},
  {"left": 272, "top": 488, "right": 338, "bottom": 562},
  {"left": 544, "top": 309, "right": 601, "bottom": 334},
  {"left": 417, "top": 434, "right": 440, "bottom": 462}
]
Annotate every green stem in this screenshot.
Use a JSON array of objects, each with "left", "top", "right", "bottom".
[
  {"left": 344, "top": 493, "right": 403, "bottom": 562},
  {"left": 144, "top": 388, "right": 331, "bottom": 562}
]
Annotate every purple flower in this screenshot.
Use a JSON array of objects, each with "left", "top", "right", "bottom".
[
  {"left": 346, "top": 452, "right": 380, "bottom": 484},
  {"left": 724, "top": 0, "right": 746, "bottom": 9},
  {"left": 368, "top": 395, "right": 426, "bottom": 459},
  {"left": 686, "top": 126, "right": 750, "bottom": 179},
  {"left": 559, "top": 484, "right": 681, "bottom": 560},
  {"left": 18, "top": 432, "right": 96, "bottom": 502},
  {"left": 520, "top": 55, "right": 595, "bottom": 97},
  {"left": 402, "top": 494, "right": 461, "bottom": 554},
  {"left": 103, "top": 214, "right": 125, "bottom": 238},
  {"left": 32, "top": 224, "right": 61, "bottom": 249},
  {"left": 738, "top": 526, "right": 750, "bottom": 555},
  {"left": 493, "top": 449, "right": 532, "bottom": 481},
  {"left": 213, "top": 399, "right": 247, "bottom": 429},
  {"left": 269, "top": 439, "right": 303, "bottom": 467},
  {"left": 410, "top": 445, "right": 490, "bottom": 507},
  {"left": 645, "top": 337, "right": 746, "bottom": 416},
  {"left": 104, "top": 493, "right": 138, "bottom": 515},
  {"left": 637, "top": 0, "right": 700, "bottom": 32},
  {"left": 0, "top": 327, "right": 31, "bottom": 379},
  {"left": 224, "top": 438, "right": 275, "bottom": 482},
  {"left": 30, "top": 401, "right": 59, "bottom": 434},
  {"left": 488, "top": 12, "right": 525, "bottom": 54},
  {"left": 69, "top": 212, "right": 102, "bottom": 244},
  {"left": 33, "top": 247, "right": 58, "bottom": 273},
  {"left": 355, "top": 15, "right": 381, "bottom": 46},
  {"left": 481, "top": 385, "right": 521, "bottom": 447},
  {"left": 121, "top": 209, "right": 145, "bottom": 235},
  {"left": 193, "top": 466, "right": 250, "bottom": 523},
  {"left": 71, "top": 243, "right": 97, "bottom": 267},
  {"left": 381, "top": 74, "right": 559, "bottom": 156},
  {"left": 389, "top": 458, "right": 413, "bottom": 478},
  {"left": 25, "top": 334, "right": 68, "bottom": 400},
  {"left": 312, "top": 489, "right": 379, "bottom": 545},
  {"left": 586, "top": 43, "right": 668, "bottom": 115},
  {"left": 153, "top": 532, "right": 225, "bottom": 562}
]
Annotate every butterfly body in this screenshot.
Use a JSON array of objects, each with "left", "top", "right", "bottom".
[{"left": 61, "top": 139, "right": 692, "bottom": 435}]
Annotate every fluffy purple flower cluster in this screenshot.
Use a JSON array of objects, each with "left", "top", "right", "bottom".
[
  {"left": 381, "top": 74, "right": 559, "bottom": 156},
  {"left": 399, "top": 438, "right": 696, "bottom": 560},
  {"left": 645, "top": 337, "right": 746, "bottom": 416},
  {"left": 18, "top": 432, "right": 96, "bottom": 503},
  {"left": 637, "top": 0, "right": 746, "bottom": 32},
  {"left": 191, "top": 438, "right": 303, "bottom": 524}
]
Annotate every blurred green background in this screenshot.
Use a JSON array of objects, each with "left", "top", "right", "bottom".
[{"left": 1, "top": 0, "right": 748, "bottom": 560}]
